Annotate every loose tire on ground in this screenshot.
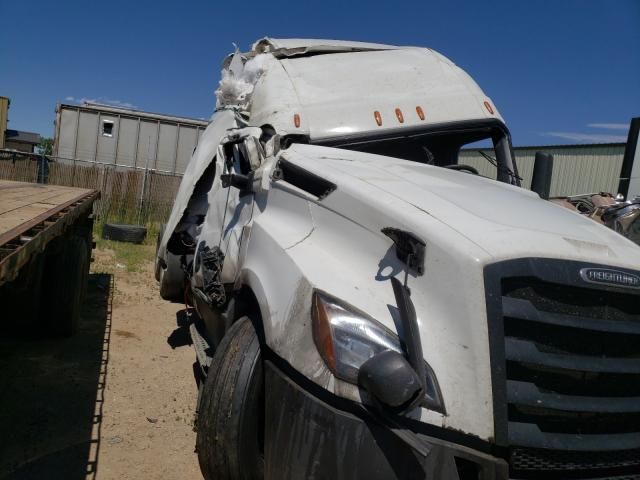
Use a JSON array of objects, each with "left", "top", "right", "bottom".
[
  {"left": 40, "top": 234, "right": 88, "bottom": 336},
  {"left": 196, "top": 316, "right": 264, "bottom": 480},
  {"left": 102, "top": 223, "right": 147, "bottom": 244}
]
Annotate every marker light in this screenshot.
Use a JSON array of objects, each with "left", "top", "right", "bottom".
[
  {"left": 483, "top": 101, "right": 494, "bottom": 115},
  {"left": 293, "top": 113, "right": 301, "bottom": 128},
  {"left": 395, "top": 108, "right": 404, "bottom": 123},
  {"left": 416, "top": 106, "right": 425, "bottom": 121},
  {"left": 374, "top": 111, "right": 383, "bottom": 126}
]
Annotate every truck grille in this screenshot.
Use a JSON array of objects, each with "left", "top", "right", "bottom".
[
  {"left": 485, "top": 259, "right": 640, "bottom": 479},
  {"left": 511, "top": 447, "right": 640, "bottom": 475}
]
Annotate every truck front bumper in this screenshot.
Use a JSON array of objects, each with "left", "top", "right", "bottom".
[{"left": 264, "top": 360, "right": 509, "bottom": 480}]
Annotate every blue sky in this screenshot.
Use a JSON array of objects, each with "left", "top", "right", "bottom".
[{"left": 1, "top": 0, "right": 638, "bottom": 146}]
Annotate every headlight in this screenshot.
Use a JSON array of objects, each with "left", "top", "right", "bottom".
[
  {"left": 311, "top": 290, "right": 446, "bottom": 413},
  {"left": 312, "top": 291, "right": 401, "bottom": 383}
]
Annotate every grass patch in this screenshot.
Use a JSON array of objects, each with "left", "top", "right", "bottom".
[
  {"left": 93, "top": 222, "right": 160, "bottom": 273},
  {"left": 95, "top": 240, "right": 155, "bottom": 273}
]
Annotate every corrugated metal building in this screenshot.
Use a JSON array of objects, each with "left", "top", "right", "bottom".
[
  {"left": 461, "top": 143, "right": 626, "bottom": 197},
  {"left": 53, "top": 103, "right": 208, "bottom": 174}
]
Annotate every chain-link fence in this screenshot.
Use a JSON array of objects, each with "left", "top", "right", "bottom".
[{"left": 0, "top": 150, "right": 182, "bottom": 227}]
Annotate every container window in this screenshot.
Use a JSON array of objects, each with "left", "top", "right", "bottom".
[{"left": 102, "top": 120, "right": 114, "bottom": 137}]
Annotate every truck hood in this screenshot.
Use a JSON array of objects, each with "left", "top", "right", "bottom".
[
  {"left": 283, "top": 144, "right": 640, "bottom": 266},
  {"left": 273, "top": 144, "right": 640, "bottom": 440}
]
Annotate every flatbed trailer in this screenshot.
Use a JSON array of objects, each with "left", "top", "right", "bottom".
[{"left": 0, "top": 180, "right": 99, "bottom": 336}]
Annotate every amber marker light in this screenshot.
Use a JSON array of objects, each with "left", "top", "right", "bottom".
[
  {"left": 484, "top": 101, "right": 494, "bottom": 115},
  {"left": 293, "top": 113, "right": 301, "bottom": 128},
  {"left": 395, "top": 108, "right": 404, "bottom": 123},
  {"left": 416, "top": 106, "right": 425, "bottom": 121},
  {"left": 311, "top": 293, "right": 337, "bottom": 373},
  {"left": 374, "top": 111, "right": 383, "bottom": 126}
]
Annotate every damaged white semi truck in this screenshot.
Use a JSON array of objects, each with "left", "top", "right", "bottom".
[{"left": 155, "top": 38, "right": 640, "bottom": 480}]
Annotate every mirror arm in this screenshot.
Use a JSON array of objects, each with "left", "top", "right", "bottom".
[{"left": 221, "top": 172, "right": 253, "bottom": 192}]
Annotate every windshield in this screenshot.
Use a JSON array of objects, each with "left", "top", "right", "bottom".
[{"left": 314, "top": 120, "right": 520, "bottom": 186}]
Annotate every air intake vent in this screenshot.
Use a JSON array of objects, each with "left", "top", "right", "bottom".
[{"left": 274, "top": 159, "right": 336, "bottom": 200}]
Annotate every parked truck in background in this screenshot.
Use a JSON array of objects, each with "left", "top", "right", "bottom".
[
  {"left": 156, "top": 38, "right": 640, "bottom": 479},
  {"left": 0, "top": 180, "right": 98, "bottom": 336}
]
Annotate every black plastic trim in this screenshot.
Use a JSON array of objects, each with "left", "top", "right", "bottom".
[
  {"left": 262, "top": 345, "right": 506, "bottom": 459},
  {"left": 507, "top": 380, "right": 640, "bottom": 414},
  {"left": 618, "top": 117, "right": 640, "bottom": 199},
  {"left": 505, "top": 337, "right": 640, "bottom": 374},
  {"left": 502, "top": 296, "right": 640, "bottom": 335},
  {"left": 510, "top": 446, "right": 640, "bottom": 479},
  {"left": 509, "top": 423, "right": 640, "bottom": 451},
  {"left": 264, "top": 358, "right": 509, "bottom": 480},
  {"left": 382, "top": 228, "right": 426, "bottom": 276}
]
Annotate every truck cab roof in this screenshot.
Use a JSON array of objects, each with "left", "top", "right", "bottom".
[
  {"left": 236, "top": 38, "right": 503, "bottom": 142},
  {"left": 251, "top": 37, "right": 400, "bottom": 55}
]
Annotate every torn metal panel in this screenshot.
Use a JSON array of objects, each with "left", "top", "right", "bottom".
[
  {"left": 215, "top": 52, "right": 271, "bottom": 110},
  {"left": 158, "top": 109, "right": 236, "bottom": 262}
]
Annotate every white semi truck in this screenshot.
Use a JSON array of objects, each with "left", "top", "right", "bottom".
[{"left": 155, "top": 38, "right": 640, "bottom": 479}]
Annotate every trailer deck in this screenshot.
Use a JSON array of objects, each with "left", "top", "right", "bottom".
[{"left": 0, "top": 180, "right": 99, "bottom": 286}]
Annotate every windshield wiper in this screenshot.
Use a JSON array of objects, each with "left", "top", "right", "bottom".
[{"left": 477, "top": 149, "right": 522, "bottom": 184}]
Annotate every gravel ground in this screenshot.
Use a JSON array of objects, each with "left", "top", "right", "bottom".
[{"left": 0, "top": 247, "right": 202, "bottom": 480}]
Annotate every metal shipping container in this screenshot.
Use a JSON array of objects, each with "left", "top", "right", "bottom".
[{"left": 53, "top": 103, "right": 209, "bottom": 175}]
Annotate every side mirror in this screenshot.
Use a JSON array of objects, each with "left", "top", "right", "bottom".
[
  {"left": 532, "top": 151, "right": 554, "bottom": 200},
  {"left": 357, "top": 350, "right": 423, "bottom": 414},
  {"left": 219, "top": 127, "right": 265, "bottom": 172}
]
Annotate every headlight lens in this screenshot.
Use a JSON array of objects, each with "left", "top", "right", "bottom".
[
  {"left": 312, "top": 291, "right": 402, "bottom": 383},
  {"left": 311, "top": 290, "right": 446, "bottom": 414}
]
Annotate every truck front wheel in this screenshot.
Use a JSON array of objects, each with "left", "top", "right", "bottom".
[{"left": 196, "top": 316, "right": 264, "bottom": 480}]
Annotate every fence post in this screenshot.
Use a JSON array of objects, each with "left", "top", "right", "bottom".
[
  {"left": 71, "top": 158, "right": 77, "bottom": 187},
  {"left": 137, "top": 137, "right": 152, "bottom": 226},
  {"left": 37, "top": 153, "right": 49, "bottom": 184}
]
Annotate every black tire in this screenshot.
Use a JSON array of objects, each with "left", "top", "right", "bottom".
[
  {"left": 197, "top": 316, "right": 264, "bottom": 480},
  {"left": 40, "top": 235, "right": 88, "bottom": 336},
  {"left": 102, "top": 223, "right": 147, "bottom": 244}
]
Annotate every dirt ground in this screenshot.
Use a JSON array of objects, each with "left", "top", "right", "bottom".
[{"left": 0, "top": 245, "right": 202, "bottom": 479}]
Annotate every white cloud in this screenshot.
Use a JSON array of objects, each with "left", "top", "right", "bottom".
[
  {"left": 64, "top": 96, "right": 138, "bottom": 109},
  {"left": 543, "top": 131, "right": 627, "bottom": 143},
  {"left": 587, "top": 123, "right": 629, "bottom": 131}
]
